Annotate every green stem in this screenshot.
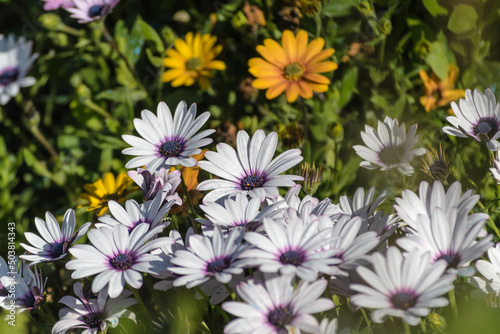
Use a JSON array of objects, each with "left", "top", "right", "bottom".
[
  {"left": 360, "top": 307, "right": 371, "bottom": 327},
  {"left": 83, "top": 99, "right": 114, "bottom": 119},
  {"left": 299, "top": 97, "right": 309, "bottom": 144},
  {"left": 131, "top": 288, "right": 152, "bottom": 330},
  {"left": 196, "top": 287, "right": 230, "bottom": 322},
  {"left": 30, "top": 126, "right": 59, "bottom": 160},
  {"left": 448, "top": 289, "right": 458, "bottom": 319},
  {"left": 419, "top": 319, "right": 427, "bottom": 333},
  {"left": 402, "top": 320, "right": 411, "bottom": 334},
  {"left": 476, "top": 200, "right": 500, "bottom": 240}
]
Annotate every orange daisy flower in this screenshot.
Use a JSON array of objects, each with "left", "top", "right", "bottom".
[
  {"left": 419, "top": 64, "right": 465, "bottom": 112},
  {"left": 248, "top": 30, "right": 338, "bottom": 103}
]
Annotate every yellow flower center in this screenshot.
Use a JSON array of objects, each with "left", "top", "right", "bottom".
[
  {"left": 284, "top": 62, "right": 305, "bottom": 81},
  {"left": 186, "top": 57, "right": 203, "bottom": 71}
]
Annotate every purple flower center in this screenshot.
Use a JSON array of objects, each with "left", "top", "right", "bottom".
[
  {"left": 110, "top": 254, "right": 134, "bottom": 270},
  {"left": 0, "top": 67, "right": 19, "bottom": 86},
  {"left": 23, "top": 293, "right": 36, "bottom": 308},
  {"left": 378, "top": 145, "right": 402, "bottom": 165},
  {"left": 437, "top": 253, "right": 461, "bottom": 269},
  {"left": 240, "top": 174, "right": 265, "bottom": 190},
  {"left": 51, "top": 242, "right": 65, "bottom": 258},
  {"left": 474, "top": 118, "right": 498, "bottom": 141},
  {"left": 268, "top": 305, "right": 294, "bottom": 329},
  {"left": 390, "top": 291, "right": 418, "bottom": 310},
  {"left": 207, "top": 257, "right": 231, "bottom": 273},
  {"left": 84, "top": 312, "right": 101, "bottom": 329},
  {"left": 279, "top": 250, "right": 304, "bottom": 266},
  {"left": 159, "top": 140, "right": 184, "bottom": 158},
  {"left": 88, "top": 5, "right": 104, "bottom": 17}
]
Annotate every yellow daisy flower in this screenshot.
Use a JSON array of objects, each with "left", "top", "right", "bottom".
[
  {"left": 248, "top": 30, "right": 338, "bottom": 103},
  {"left": 419, "top": 64, "right": 465, "bottom": 112},
  {"left": 78, "top": 172, "right": 135, "bottom": 217},
  {"left": 162, "top": 32, "right": 226, "bottom": 89}
]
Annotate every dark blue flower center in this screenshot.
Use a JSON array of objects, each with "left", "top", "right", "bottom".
[
  {"left": 0, "top": 68, "right": 19, "bottom": 86},
  {"left": 51, "top": 242, "right": 65, "bottom": 258},
  {"left": 279, "top": 250, "right": 304, "bottom": 266},
  {"left": 378, "top": 146, "right": 402, "bottom": 165},
  {"left": 207, "top": 258, "right": 230, "bottom": 273},
  {"left": 88, "top": 5, "right": 104, "bottom": 18},
  {"left": 23, "top": 293, "right": 36, "bottom": 308},
  {"left": 84, "top": 312, "right": 101, "bottom": 328},
  {"left": 390, "top": 291, "right": 417, "bottom": 310},
  {"left": 240, "top": 174, "right": 265, "bottom": 190},
  {"left": 268, "top": 305, "right": 294, "bottom": 329},
  {"left": 159, "top": 140, "right": 184, "bottom": 158},
  {"left": 437, "top": 253, "right": 461, "bottom": 269},
  {"left": 110, "top": 254, "right": 134, "bottom": 270},
  {"left": 474, "top": 118, "right": 498, "bottom": 141}
]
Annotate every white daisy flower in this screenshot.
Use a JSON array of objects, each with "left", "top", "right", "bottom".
[
  {"left": 353, "top": 116, "right": 425, "bottom": 176},
  {"left": 443, "top": 88, "right": 500, "bottom": 150},
  {"left": 96, "top": 192, "right": 174, "bottom": 232},
  {"left": 127, "top": 167, "right": 182, "bottom": 204},
  {"left": 0, "top": 35, "right": 38, "bottom": 105},
  {"left": 397, "top": 206, "right": 493, "bottom": 277},
  {"left": 240, "top": 217, "right": 341, "bottom": 281},
  {"left": 66, "top": 223, "right": 173, "bottom": 298},
  {"left": 197, "top": 194, "right": 284, "bottom": 233},
  {"left": 20, "top": 209, "right": 91, "bottom": 265},
  {"left": 168, "top": 226, "right": 247, "bottom": 288},
  {"left": 66, "top": 0, "right": 120, "bottom": 23},
  {"left": 122, "top": 101, "right": 215, "bottom": 172},
  {"left": 52, "top": 282, "right": 137, "bottom": 334},
  {"left": 318, "top": 318, "right": 338, "bottom": 334},
  {"left": 350, "top": 247, "right": 456, "bottom": 326},
  {"left": 222, "top": 274, "right": 334, "bottom": 334},
  {"left": 394, "top": 181, "right": 486, "bottom": 235},
  {"left": 469, "top": 243, "right": 500, "bottom": 307},
  {"left": 0, "top": 260, "right": 46, "bottom": 313},
  {"left": 197, "top": 129, "right": 303, "bottom": 203}
]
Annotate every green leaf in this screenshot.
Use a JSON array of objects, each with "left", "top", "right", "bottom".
[
  {"left": 448, "top": 4, "right": 478, "bottom": 34},
  {"left": 128, "top": 20, "right": 146, "bottom": 64},
  {"left": 425, "top": 42, "right": 449, "bottom": 80},
  {"left": 321, "top": 0, "right": 357, "bottom": 17},
  {"left": 137, "top": 18, "right": 165, "bottom": 54},
  {"left": 422, "top": 0, "right": 448, "bottom": 17},
  {"left": 338, "top": 67, "right": 358, "bottom": 109}
]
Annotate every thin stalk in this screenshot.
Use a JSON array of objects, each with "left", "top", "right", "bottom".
[
  {"left": 82, "top": 99, "right": 114, "bottom": 119},
  {"left": 402, "top": 320, "right": 411, "bottom": 334},
  {"left": 131, "top": 288, "right": 152, "bottom": 329},
  {"left": 299, "top": 97, "right": 309, "bottom": 143},
  {"left": 419, "top": 319, "right": 427, "bottom": 333},
  {"left": 448, "top": 289, "right": 458, "bottom": 319},
  {"left": 477, "top": 200, "right": 500, "bottom": 240},
  {"left": 360, "top": 307, "right": 371, "bottom": 327},
  {"left": 196, "top": 287, "right": 230, "bottom": 322},
  {"left": 30, "top": 126, "right": 59, "bottom": 160}
]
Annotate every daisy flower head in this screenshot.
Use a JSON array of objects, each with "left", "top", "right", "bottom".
[
  {"left": 394, "top": 181, "right": 481, "bottom": 233},
  {"left": 127, "top": 167, "right": 182, "bottom": 204},
  {"left": 397, "top": 206, "right": 493, "bottom": 277},
  {"left": 350, "top": 247, "right": 456, "bottom": 326},
  {"left": 66, "top": 223, "right": 173, "bottom": 298},
  {"left": 66, "top": 0, "right": 120, "bottom": 23},
  {"left": 469, "top": 243, "right": 500, "bottom": 305},
  {"left": 168, "top": 226, "right": 247, "bottom": 288},
  {"left": 52, "top": 282, "right": 137, "bottom": 334},
  {"left": 197, "top": 129, "right": 303, "bottom": 203},
  {"left": 353, "top": 116, "right": 426, "bottom": 176},
  {"left": 20, "top": 209, "right": 91, "bottom": 264},
  {"left": 240, "top": 217, "right": 341, "bottom": 281},
  {"left": 0, "top": 260, "right": 45, "bottom": 313},
  {"left": 96, "top": 192, "right": 174, "bottom": 232},
  {"left": 162, "top": 32, "right": 226, "bottom": 89},
  {"left": 122, "top": 101, "right": 215, "bottom": 172},
  {"left": 248, "top": 30, "right": 338, "bottom": 103},
  {"left": 42, "top": 0, "right": 74, "bottom": 10},
  {"left": 197, "top": 194, "right": 284, "bottom": 233},
  {"left": 222, "top": 274, "right": 334, "bottom": 334},
  {"left": 0, "top": 35, "right": 38, "bottom": 105},
  {"left": 443, "top": 88, "right": 500, "bottom": 150}
]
